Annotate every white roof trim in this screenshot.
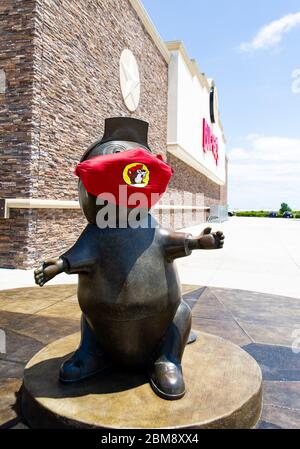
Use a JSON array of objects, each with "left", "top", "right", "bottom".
[
  {"left": 127, "top": 5, "right": 226, "bottom": 142},
  {"left": 128, "top": 0, "right": 170, "bottom": 63},
  {"left": 166, "top": 41, "right": 209, "bottom": 91}
]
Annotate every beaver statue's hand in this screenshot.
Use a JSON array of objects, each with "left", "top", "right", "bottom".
[
  {"left": 197, "top": 227, "right": 225, "bottom": 250},
  {"left": 34, "top": 258, "right": 65, "bottom": 287}
]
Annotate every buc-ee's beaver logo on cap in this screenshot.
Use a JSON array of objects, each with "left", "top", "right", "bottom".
[{"left": 123, "top": 163, "right": 150, "bottom": 187}]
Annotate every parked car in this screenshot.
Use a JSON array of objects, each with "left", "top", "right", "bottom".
[
  {"left": 269, "top": 211, "right": 277, "bottom": 218},
  {"left": 283, "top": 211, "right": 293, "bottom": 218},
  {"left": 228, "top": 211, "right": 235, "bottom": 217}
]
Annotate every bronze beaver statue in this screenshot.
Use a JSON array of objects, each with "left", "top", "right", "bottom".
[{"left": 34, "top": 117, "right": 224, "bottom": 400}]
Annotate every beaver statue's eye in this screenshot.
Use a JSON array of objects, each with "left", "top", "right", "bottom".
[
  {"left": 113, "top": 144, "right": 126, "bottom": 153},
  {"left": 100, "top": 143, "right": 127, "bottom": 155}
]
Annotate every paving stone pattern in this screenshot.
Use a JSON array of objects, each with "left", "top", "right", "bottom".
[{"left": 0, "top": 284, "right": 299, "bottom": 429}]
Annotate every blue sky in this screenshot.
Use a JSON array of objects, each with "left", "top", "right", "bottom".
[{"left": 142, "top": 0, "right": 300, "bottom": 210}]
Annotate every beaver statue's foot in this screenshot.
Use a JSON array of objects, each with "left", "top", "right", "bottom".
[
  {"left": 148, "top": 301, "right": 191, "bottom": 400},
  {"left": 59, "top": 348, "right": 108, "bottom": 383},
  {"left": 60, "top": 314, "right": 108, "bottom": 383},
  {"left": 149, "top": 356, "right": 185, "bottom": 400}
]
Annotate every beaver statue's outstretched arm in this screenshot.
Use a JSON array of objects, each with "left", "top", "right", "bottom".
[
  {"left": 34, "top": 225, "right": 225, "bottom": 286},
  {"left": 188, "top": 226, "right": 225, "bottom": 250},
  {"left": 34, "top": 224, "right": 97, "bottom": 287},
  {"left": 162, "top": 227, "right": 225, "bottom": 262},
  {"left": 34, "top": 257, "right": 67, "bottom": 287}
]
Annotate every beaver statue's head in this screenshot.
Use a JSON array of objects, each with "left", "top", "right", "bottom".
[{"left": 78, "top": 117, "right": 152, "bottom": 224}]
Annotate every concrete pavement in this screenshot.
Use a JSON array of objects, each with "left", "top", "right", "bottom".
[
  {"left": 1, "top": 283, "right": 299, "bottom": 429},
  {"left": 178, "top": 217, "right": 300, "bottom": 299}
]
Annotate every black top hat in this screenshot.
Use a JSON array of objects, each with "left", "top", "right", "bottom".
[
  {"left": 101, "top": 117, "right": 149, "bottom": 148},
  {"left": 81, "top": 117, "right": 151, "bottom": 162}
]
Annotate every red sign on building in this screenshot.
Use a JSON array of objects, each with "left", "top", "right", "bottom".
[{"left": 202, "top": 118, "right": 219, "bottom": 165}]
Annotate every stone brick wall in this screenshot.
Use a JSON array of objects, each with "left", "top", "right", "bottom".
[
  {"left": 27, "top": 0, "right": 168, "bottom": 268},
  {"left": 0, "top": 0, "right": 227, "bottom": 269},
  {"left": 165, "top": 154, "right": 228, "bottom": 224},
  {"left": 31, "top": 0, "right": 168, "bottom": 201},
  {"left": 0, "top": 0, "right": 36, "bottom": 199},
  {"left": 1, "top": 0, "right": 169, "bottom": 268},
  {"left": 26, "top": 209, "right": 84, "bottom": 267},
  {"left": 167, "top": 154, "right": 221, "bottom": 205},
  {"left": 0, "top": 1, "right": 37, "bottom": 268}
]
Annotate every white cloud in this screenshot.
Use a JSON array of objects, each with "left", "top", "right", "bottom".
[
  {"left": 229, "top": 136, "right": 300, "bottom": 162},
  {"left": 230, "top": 161, "right": 300, "bottom": 182},
  {"left": 228, "top": 135, "right": 300, "bottom": 209},
  {"left": 240, "top": 12, "right": 300, "bottom": 52}
]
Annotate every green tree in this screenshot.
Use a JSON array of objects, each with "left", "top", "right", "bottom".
[{"left": 279, "top": 203, "right": 292, "bottom": 214}]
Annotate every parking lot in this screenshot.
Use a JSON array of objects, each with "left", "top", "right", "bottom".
[{"left": 178, "top": 216, "right": 300, "bottom": 300}]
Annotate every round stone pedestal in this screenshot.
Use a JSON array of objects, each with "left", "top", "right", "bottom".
[{"left": 22, "top": 332, "right": 262, "bottom": 429}]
